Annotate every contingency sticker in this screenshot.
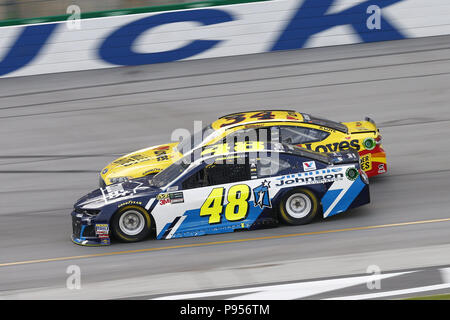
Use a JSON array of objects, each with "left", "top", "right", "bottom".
[
  {"left": 169, "top": 192, "right": 184, "bottom": 204},
  {"left": 95, "top": 224, "right": 109, "bottom": 238},
  {"left": 303, "top": 161, "right": 316, "bottom": 171},
  {"left": 360, "top": 154, "right": 372, "bottom": 171}
]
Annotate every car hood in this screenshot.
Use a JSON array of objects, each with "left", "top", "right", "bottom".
[
  {"left": 75, "top": 177, "right": 162, "bottom": 210},
  {"left": 100, "top": 142, "right": 182, "bottom": 185}
]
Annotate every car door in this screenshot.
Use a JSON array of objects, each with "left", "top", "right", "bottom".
[
  {"left": 153, "top": 155, "right": 254, "bottom": 239},
  {"left": 183, "top": 158, "right": 253, "bottom": 232}
]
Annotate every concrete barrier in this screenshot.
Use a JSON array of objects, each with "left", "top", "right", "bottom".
[{"left": 1, "top": 0, "right": 449, "bottom": 78}]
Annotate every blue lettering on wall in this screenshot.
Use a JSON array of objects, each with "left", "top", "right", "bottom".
[
  {"left": 99, "top": 9, "right": 234, "bottom": 66},
  {"left": 271, "top": 0, "right": 405, "bottom": 51},
  {"left": 0, "top": 23, "right": 58, "bottom": 76},
  {"left": 0, "top": 0, "right": 411, "bottom": 77}
]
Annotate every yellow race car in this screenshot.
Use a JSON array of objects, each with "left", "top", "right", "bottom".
[{"left": 100, "top": 110, "right": 387, "bottom": 186}]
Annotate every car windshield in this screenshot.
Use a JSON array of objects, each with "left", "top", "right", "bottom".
[
  {"left": 176, "top": 124, "right": 214, "bottom": 155},
  {"left": 150, "top": 160, "right": 191, "bottom": 188}
]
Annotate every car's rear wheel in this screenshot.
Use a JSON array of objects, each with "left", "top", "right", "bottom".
[
  {"left": 279, "top": 188, "right": 319, "bottom": 225},
  {"left": 111, "top": 206, "right": 152, "bottom": 242}
]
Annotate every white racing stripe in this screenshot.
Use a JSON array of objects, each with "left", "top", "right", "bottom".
[
  {"left": 325, "top": 283, "right": 450, "bottom": 300},
  {"left": 165, "top": 215, "right": 187, "bottom": 239},
  {"left": 145, "top": 198, "right": 156, "bottom": 210},
  {"left": 152, "top": 272, "right": 411, "bottom": 300},
  {"left": 323, "top": 183, "right": 350, "bottom": 218},
  {"left": 327, "top": 267, "right": 450, "bottom": 300},
  {"left": 322, "top": 174, "right": 354, "bottom": 218}
]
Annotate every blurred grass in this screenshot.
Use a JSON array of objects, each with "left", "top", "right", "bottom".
[{"left": 405, "top": 293, "right": 450, "bottom": 300}]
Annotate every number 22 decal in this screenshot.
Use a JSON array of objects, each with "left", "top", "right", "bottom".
[{"left": 200, "top": 184, "right": 250, "bottom": 224}]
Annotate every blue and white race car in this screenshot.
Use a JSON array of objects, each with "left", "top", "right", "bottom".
[{"left": 71, "top": 141, "right": 370, "bottom": 246}]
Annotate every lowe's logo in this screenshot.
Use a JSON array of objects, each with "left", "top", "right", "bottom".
[{"left": 0, "top": 0, "right": 405, "bottom": 77}]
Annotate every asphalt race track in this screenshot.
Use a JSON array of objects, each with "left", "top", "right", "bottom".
[{"left": 1, "top": 35, "right": 450, "bottom": 299}]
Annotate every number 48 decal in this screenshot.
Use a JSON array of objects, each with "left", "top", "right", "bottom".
[{"left": 200, "top": 184, "right": 250, "bottom": 224}]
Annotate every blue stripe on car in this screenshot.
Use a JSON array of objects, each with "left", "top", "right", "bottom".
[
  {"left": 327, "top": 178, "right": 366, "bottom": 217},
  {"left": 321, "top": 189, "right": 343, "bottom": 215}
]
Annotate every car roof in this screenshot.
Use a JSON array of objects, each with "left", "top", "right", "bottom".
[
  {"left": 211, "top": 110, "right": 348, "bottom": 133},
  {"left": 211, "top": 110, "right": 303, "bottom": 130},
  {"left": 194, "top": 140, "right": 330, "bottom": 164},
  {"left": 164, "top": 141, "right": 332, "bottom": 189}
]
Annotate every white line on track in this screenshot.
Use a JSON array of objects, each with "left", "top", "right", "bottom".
[{"left": 325, "top": 283, "right": 450, "bottom": 300}]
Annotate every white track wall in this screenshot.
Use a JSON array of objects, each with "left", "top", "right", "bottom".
[{"left": 0, "top": 0, "right": 449, "bottom": 78}]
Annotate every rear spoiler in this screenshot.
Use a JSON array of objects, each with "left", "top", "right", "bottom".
[
  {"left": 365, "top": 116, "right": 380, "bottom": 133},
  {"left": 327, "top": 149, "right": 360, "bottom": 165},
  {"left": 365, "top": 116, "right": 376, "bottom": 126}
]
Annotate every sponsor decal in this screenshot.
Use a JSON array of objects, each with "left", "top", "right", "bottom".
[
  {"left": 156, "top": 193, "right": 169, "bottom": 200},
  {"left": 253, "top": 180, "right": 272, "bottom": 209},
  {"left": 319, "top": 126, "right": 336, "bottom": 133},
  {"left": 157, "top": 192, "right": 184, "bottom": 204},
  {"left": 304, "top": 139, "right": 360, "bottom": 152},
  {"left": 303, "top": 161, "right": 316, "bottom": 172},
  {"left": 346, "top": 167, "right": 359, "bottom": 181},
  {"left": 167, "top": 186, "right": 179, "bottom": 192},
  {"left": 360, "top": 154, "right": 372, "bottom": 172},
  {"left": 104, "top": 184, "right": 130, "bottom": 200},
  {"left": 113, "top": 150, "right": 172, "bottom": 167},
  {"left": 209, "top": 223, "right": 251, "bottom": 233},
  {"left": 363, "top": 137, "right": 376, "bottom": 150},
  {"left": 275, "top": 168, "right": 344, "bottom": 187},
  {"left": 169, "top": 192, "right": 184, "bottom": 204},
  {"left": 95, "top": 224, "right": 109, "bottom": 239},
  {"left": 159, "top": 198, "right": 171, "bottom": 205},
  {"left": 157, "top": 193, "right": 171, "bottom": 205},
  {"left": 109, "top": 176, "right": 129, "bottom": 184},
  {"left": 102, "top": 181, "right": 149, "bottom": 202},
  {"left": 378, "top": 163, "right": 386, "bottom": 174},
  {"left": 155, "top": 149, "right": 170, "bottom": 161},
  {"left": 154, "top": 145, "right": 170, "bottom": 150},
  {"left": 286, "top": 111, "right": 300, "bottom": 120},
  {"left": 118, "top": 200, "right": 143, "bottom": 208},
  {"left": 113, "top": 154, "right": 155, "bottom": 167}
]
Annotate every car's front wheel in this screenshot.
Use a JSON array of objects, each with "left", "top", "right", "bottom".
[
  {"left": 111, "top": 206, "right": 153, "bottom": 242},
  {"left": 279, "top": 188, "right": 319, "bottom": 225}
]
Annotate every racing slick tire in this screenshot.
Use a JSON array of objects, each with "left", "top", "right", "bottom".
[
  {"left": 111, "top": 206, "right": 153, "bottom": 242},
  {"left": 279, "top": 188, "right": 319, "bottom": 225}
]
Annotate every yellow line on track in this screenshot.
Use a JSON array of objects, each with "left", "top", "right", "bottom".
[{"left": 1, "top": 217, "right": 450, "bottom": 268}]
